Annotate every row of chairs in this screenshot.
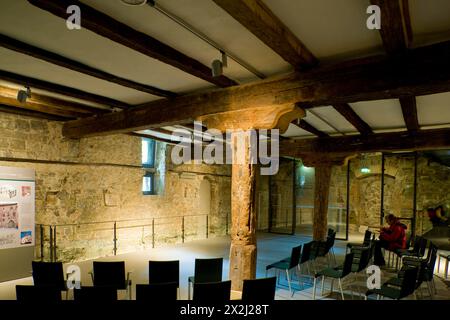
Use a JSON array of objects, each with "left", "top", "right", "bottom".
[
  {"left": 265, "top": 229, "right": 337, "bottom": 296},
  {"left": 366, "top": 240, "right": 438, "bottom": 300},
  {"left": 17, "top": 258, "right": 277, "bottom": 302}
]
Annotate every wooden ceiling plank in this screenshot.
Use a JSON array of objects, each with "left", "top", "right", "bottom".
[
  {"left": 28, "top": 0, "right": 237, "bottom": 88},
  {"left": 332, "top": 103, "right": 373, "bottom": 135},
  {"left": 280, "top": 128, "right": 450, "bottom": 156},
  {"left": 61, "top": 40, "right": 450, "bottom": 138},
  {"left": 0, "top": 33, "right": 176, "bottom": 98},
  {"left": 0, "top": 104, "right": 70, "bottom": 121},
  {"left": 371, "top": 0, "right": 410, "bottom": 54},
  {"left": 0, "top": 69, "right": 130, "bottom": 110},
  {"left": 212, "top": 0, "right": 317, "bottom": 69},
  {"left": 399, "top": 96, "right": 419, "bottom": 132},
  {"left": 296, "top": 119, "right": 329, "bottom": 138}
]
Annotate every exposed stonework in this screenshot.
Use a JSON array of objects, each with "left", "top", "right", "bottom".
[{"left": 0, "top": 112, "right": 231, "bottom": 262}]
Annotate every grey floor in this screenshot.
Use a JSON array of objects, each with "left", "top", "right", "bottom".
[{"left": 0, "top": 232, "right": 449, "bottom": 300}]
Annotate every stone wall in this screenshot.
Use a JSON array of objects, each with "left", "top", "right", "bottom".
[{"left": 0, "top": 112, "right": 231, "bottom": 262}]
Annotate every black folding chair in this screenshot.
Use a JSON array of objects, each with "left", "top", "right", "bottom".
[
  {"left": 16, "top": 285, "right": 62, "bottom": 302},
  {"left": 32, "top": 261, "right": 69, "bottom": 299},
  {"left": 74, "top": 286, "right": 118, "bottom": 302},
  {"left": 265, "top": 245, "right": 301, "bottom": 296},
  {"left": 149, "top": 260, "right": 179, "bottom": 297},
  {"left": 242, "top": 277, "right": 277, "bottom": 303},
  {"left": 188, "top": 258, "right": 223, "bottom": 300},
  {"left": 91, "top": 261, "right": 132, "bottom": 300},
  {"left": 136, "top": 282, "right": 178, "bottom": 302},
  {"left": 193, "top": 280, "right": 231, "bottom": 303}
]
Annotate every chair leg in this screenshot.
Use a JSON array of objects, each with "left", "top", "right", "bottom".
[
  {"left": 427, "top": 281, "right": 433, "bottom": 299},
  {"left": 297, "top": 265, "right": 304, "bottom": 290},
  {"left": 321, "top": 275, "right": 325, "bottom": 295},
  {"left": 286, "top": 269, "right": 293, "bottom": 297},
  {"left": 338, "top": 278, "right": 345, "bottom": 300},
  {"left": 188, "top": 281, "right": 191, "bottom": 300},
  {"left": 313, "top": 277, "right": 317, "bottom": 300}
]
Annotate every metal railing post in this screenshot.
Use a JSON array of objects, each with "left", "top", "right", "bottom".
[
  {"left": 181, "top": 216, "right": 185, "bottom": 243},
  {"left": 206, "top": 215, "right": 209, "bottom": 239},
  {"left": 152, "top": 218, "right": 155, "bottom": 249},
  {"left": 113, "top": 221, "right": 117, "bottom": 256},
  {"left": 40, "top": 225, "right": 44, "bottom": 261}
]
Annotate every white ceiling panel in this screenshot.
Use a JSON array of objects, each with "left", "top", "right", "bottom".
[
  {"left": 349, "top": 99, "right": 406, "bottom": 130},
  {"left": 417, "top": 92, "right": 450, "bottom": 126},
  {"left": 310, "top": 106, "right": 358, "bottom": 133},
  {"left": 282, "top": 123, "right": 314, "bottom": 138},
  {"left": 262, "top": 0, "right": 383, "bottom": 61}
]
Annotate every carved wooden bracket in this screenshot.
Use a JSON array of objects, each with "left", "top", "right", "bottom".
[{"left": 197, "top": 104, "right": 305, "bottom": 133}]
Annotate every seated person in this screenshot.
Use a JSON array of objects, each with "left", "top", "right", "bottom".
[
  {"left": 373, "top": 214, "right": 407, "bottom": 266},
  {"left": 427, "top": 205, "right": 448, "bottom": 226}
]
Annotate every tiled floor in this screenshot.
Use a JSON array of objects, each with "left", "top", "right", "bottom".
[{"left": 0, "top": 232, "right": 449, "bottom": 300}]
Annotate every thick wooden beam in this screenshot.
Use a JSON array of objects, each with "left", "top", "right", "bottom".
[
  {"left": 62, "top": 40, "right": 450, "bottom": 137},
  {"left": 280, "top": 128, "right": 450, "bottom": 157},
  {"left": 399, "top": 96, "right": 419, "bottom": 132},
  {"left": 297, "top": 119, "right": 329, "bottom": 138},
  {"left": 371, "top": 0, "right": 410, "bottom": 54},
  {"left": 213, "top": 0, "right": 317, "bottom": 69},
  {"left": 0, "top": 104, "right": 69, "bottom": 121},
  {"left": 28, "top": 0, "right": 237, "bottom": 88},
  {"left": 0, "top": 85, "right": 102, "bottom": 118},
  {"left": 0, "top": 69, "right": 130, "bottom": 110},
  {"left": 0, "top": 34, "right": 176, "bottom": 99},
  {"left": 127, "top": 132, "right": 178, "bottom": 145},
  {"left": 332, "top": 103, "right": 373, "bottom": 135}
]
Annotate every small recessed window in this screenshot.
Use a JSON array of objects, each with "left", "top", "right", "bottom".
[
  {"left": 142, "top": 138, "right": 156, "bottom": 168},
  {"left": 142, "top": 172, "right": 154, "bottom": 195}
]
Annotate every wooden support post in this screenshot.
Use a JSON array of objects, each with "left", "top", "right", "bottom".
[
  {"left": 229, "top": 130, "right": 257, "bottom": 291},
  {"left": 313, "top": 165, "right": 332, "bottom": 241}
]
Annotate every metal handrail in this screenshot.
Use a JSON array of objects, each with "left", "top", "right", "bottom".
[{"left": 36, "top": 212, "right": 230, "bottom": 262}]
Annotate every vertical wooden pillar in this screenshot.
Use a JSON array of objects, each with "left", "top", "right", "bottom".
[
  {"left": 313, "top": 165, "right": 332, "bottom": 241},
  {"left": 229, "top": 131, "right": 257, "bottom": 291}
]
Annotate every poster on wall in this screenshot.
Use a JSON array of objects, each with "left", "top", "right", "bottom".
[{"left": 0, "top": 166, "right": 35, "bottom": 250}]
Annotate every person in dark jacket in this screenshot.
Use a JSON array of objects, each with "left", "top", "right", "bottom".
[{"left": 373, "top": 214, "right": 407, "bottom": 266}]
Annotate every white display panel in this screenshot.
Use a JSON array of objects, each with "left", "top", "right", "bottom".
[{"left": 0, "top": 166, "right": 35, "bottom": 250}]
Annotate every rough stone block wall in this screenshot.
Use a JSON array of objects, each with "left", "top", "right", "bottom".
[{"left": 0, "top": 112, "right": 231, "bottom": 262}]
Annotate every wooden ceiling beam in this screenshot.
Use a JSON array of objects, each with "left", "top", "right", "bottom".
[
  {"left": 371, "top": 0, "right": 411, "bottom": 54},
  {"left": 0, "top": 69, "right": 130, "bottom": 110},
  {"left": 399, "top": 96, "right": 419, "bottom": 132},
  {"left": 0, "top": 34, "right": 176, "bottom": 98},
  {"left": 0, "top": 104, "right": 69, "bottom": 121},
  {"left": 62, "top": 40, "right": 450, "bottom": 138},
  {"left": 28, "top": 0, "right": 237, "bottom": 88},
  {"left": 280, "top": 128, "right": 450, "bottom": 157},
  {"left": 213, "top": 0, "right": 317, "bottom": 69},
  {"left": 296, "top": 119, "right": 329, "bottom": 138},
  {"left": 332, "top": 103, "right": 373, "bottom": 135},
  {"left": 0, "top": 85, "right": 103, "bottom": 118}
]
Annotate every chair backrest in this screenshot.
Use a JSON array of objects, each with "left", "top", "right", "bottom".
[
  {"left": 93, "top": 261, "right": 126, "bottom": 289},
  {"left": 357, "top": 247, "right": 371, "bottom": 271},
  {"left": 148, "top": 260, "right": 179, "bottom": 287},
  {"left": 418, "top": 237, "right": 428, "bottom": 257},
  {"left": 289, "top": 245, "right": 302, "bottom": 269},
  {"left": 74, "top": 286, "right": 118, "bottom": 302},
  {"left": 327, "top": 228, "right": 335, "bottom": 236},
  {"left": 341, "top": 253, "right": 355, "bottom": 277},
  {"left": 32, "top": 261, "right": 66, "bottom": 291},
  {"left": 300, "top": 241, "right": 313, "bottom": 264},
  {"left": 194, "top": 258, "right": 223, "bottom": 283},
  {"left": 136, "top": 282, "right": 178, "bottom": 302},
  {"left": 411, "top": 236, "right": 423, "bottom": 253},
  {"left": 16, "top": 285, "right": 62, "bottom": 302},
  {"left": 363, "top": 230, "right": 372, "bottom": 246},
  {"left": 241, "top": 277, "right": 276, "bottom": 303},
  {"left": 193, "top": 280, "right": 231, "bottom": 303},
  {"left": 399, "top": 267, "right": 419, "bottom": 298},
  {"left": 326, "top": 231, "right": 336, "bottom": 250},
  {"left": 426, "top": 244, "right": 438, "bottom": 278}
]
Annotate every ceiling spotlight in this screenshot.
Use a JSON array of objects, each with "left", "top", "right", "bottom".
[
  {"left": 211, "top": 51, "right": 228, "bottom": 77},
  {"left": 120, "top": 0, "right": 148, "bottom": 6},
  {"left": 17, "top": 86, "right": 31, "bottom": 104}
]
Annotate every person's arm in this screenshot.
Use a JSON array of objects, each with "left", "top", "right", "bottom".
[{"left": 380, "top": 226, "right": 401, "bottom": 242}]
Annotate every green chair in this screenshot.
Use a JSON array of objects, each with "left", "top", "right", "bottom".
[
  {"left": 312, "top": 252, "right": 354, "bottom": 300},
  {"left": 365, "top": 266, "right": 418, "bottom": 300},
  {"left": 265, "top": 245, "right": 302, "bottom": 296}
]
